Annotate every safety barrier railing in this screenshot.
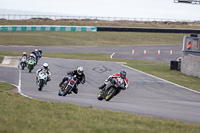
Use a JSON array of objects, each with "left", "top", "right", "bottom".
[
  {"left": 0, "top": 14, "right": 199, "bottom": 22},
  {"left": 0, "top": 25, "right": 97, "bottom": 32}
]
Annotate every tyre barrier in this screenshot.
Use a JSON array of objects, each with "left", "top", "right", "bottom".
[
  {"left": 0, "top": 25, "right": 97, "bottom": 32},
  {"left": 170, "top": 60, "right": 181, "bottom": 71}
]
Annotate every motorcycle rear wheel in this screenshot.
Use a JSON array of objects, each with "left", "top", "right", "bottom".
[{"left": 97, "top": 92, "right": 103, "bottom": 101}]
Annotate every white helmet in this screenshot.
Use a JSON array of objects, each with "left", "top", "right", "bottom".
[
  {"left": 43, "top": 63, "right": 48, "bottom": 69},
  {"left": 23, "top": 52, "right": 26, "bottom": 55},
  {"left": 77, "top": 66, "right": 84, "bottom": 75},
  {"left": 35, "top": 49, "right": 38, "bottom": 52},
  {"left": 30, "top": 53, "right": 34, "bottom": 57}
]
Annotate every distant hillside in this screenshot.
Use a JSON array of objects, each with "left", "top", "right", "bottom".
[{"left": 0, "top": 18, "right": 200, "bottom": 29}]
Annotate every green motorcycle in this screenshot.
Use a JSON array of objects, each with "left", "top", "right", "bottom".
[{"left": 27, "top": 59, "right": 35, "bottom": 73}]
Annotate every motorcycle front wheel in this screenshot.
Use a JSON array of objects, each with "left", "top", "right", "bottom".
[
  {"left": 38, "top": 80, "right": 44, "bottom": 91},
  {"left": 63, "top": 86, "right": 72, "bottom": 96},
  {"left": 28, "top": 65, "right": 33, "bottom": 73},
  {"left": 21, "top": 63, "right": 25, "bottom": 70},
  {"left": 105, "top": 87, "right": 116, "bottom": 101}
]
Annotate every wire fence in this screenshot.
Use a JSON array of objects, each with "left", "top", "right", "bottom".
[{"left": 0, "top": 14, "right": 199, "bottom": 22}]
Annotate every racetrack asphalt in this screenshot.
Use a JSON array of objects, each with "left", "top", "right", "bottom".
[
  {"left": 1, "top": 56, "right": 200, "bottom": 123},
  {"left": 1, "top": 45, "right": 200, "bottom": 123}
]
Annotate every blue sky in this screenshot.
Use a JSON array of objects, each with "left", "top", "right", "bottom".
[{"left": 0, "top": 0, "right": 200, "bottom": 20}]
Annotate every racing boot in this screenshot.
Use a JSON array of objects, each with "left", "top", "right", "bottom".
[
  {"left": 72, "top": 88, "right": 78, "bottom": 94},
  {"left": 35, "top": 76, "right": 38, "bottom": 83},
  {"left": 98, "top": 84, "right": 106, "bottom": 89},
  {"left": 59, "top": 81, "right": 63, "bottom": 88},
  {"left": 58, "top": 89, "right": 64, "bottom": 96}
]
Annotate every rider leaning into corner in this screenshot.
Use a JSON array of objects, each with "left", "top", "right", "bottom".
[
  {"left": 59, "top": 66, "right": 85, "bottom": 94},
  {"left": 98, "top": 70, "right": 129, "bottom": 90},
  {"left": 36, "top": 63, "right": 51, "bottom": 84}
]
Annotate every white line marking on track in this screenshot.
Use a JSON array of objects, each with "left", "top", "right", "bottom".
[
  {"left": 18, "top": 69, "right": 33, "bottom": 98},
  {"left": 18, "top": 69, "right": 22, "bottom": 94},
  {"left": 2, "top": 56, "right": 11, "bottom": 64},
  {"left": 119, "top": 63, "right": 200, "bottom": 94},
  {"left": 110, "top": 53, "right": 115, "bottom": 59}
]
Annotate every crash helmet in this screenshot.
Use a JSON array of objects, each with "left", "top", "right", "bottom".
[
  {"left": 77, "top": 66, "right": 84, "bottom": 75},
  {"left": 35, "top": 49, "right": 38, "bottom": 52},
  {"left": 23, "top": 52, "right": 27, "bottom": 55},
  {"left": 30, "top": 53, "right": 35, "bottom": 57},
  {"left": 43, "top": 63, "right": 48, "bottom": 70},
  {"left": 120, "top": 70, "right": 126, "bottom": 79}
]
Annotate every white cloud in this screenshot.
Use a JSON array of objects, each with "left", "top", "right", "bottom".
[{"left": 0, "top": 0, "right": 200, "bottom": 20}]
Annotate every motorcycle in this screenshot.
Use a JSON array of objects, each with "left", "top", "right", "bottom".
[
  {"left": 27, "top": 59, "right": 35, "bottom": 73},
  {"left": 37, "top": 71, "right": 48, "bottom": 91},
  {"left": 20, "top": 56, "right": 27, "bottom": 70},
  {"left": 97, "top": 78, "right": 126, "bottom": 101},
  {"left": 58, "top": 75, "right": 79, "bottom": 96}
]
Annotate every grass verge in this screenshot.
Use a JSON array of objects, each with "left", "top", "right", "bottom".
[
  {"left": 0, "top": 81, "right": 200, "bottom": 133},
  {"left": 0, "top": 56, "right": 3, "bottom": 63},
  {"left": 0, "top": 31, "right": 187, "bottom": 46}
]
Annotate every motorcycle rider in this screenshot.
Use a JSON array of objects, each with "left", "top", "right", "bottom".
[
  {"left": 59, "top": 66, "right": 85, "bottom": 94},
  {"left": 32, "top": 49, "right": 41, "bottom": 62},
  {"left": 98, "top": 70, "right": 129, "bottom": 90},
  {"left": 28, "top": 53, "right": 37, "bottom": 64},
  {"left": 36, "top": 63, "right": 51, "bottom": 84},
  {"left": 20, "top": 52, "right": 28, "bottom": 65},
  {"left": 20, "top": 52, "right": 28, "bottom": 60}
]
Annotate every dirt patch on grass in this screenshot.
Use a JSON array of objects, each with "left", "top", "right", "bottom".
[{"left": 10, "top": 88, "right": 18, "bottom": 93}]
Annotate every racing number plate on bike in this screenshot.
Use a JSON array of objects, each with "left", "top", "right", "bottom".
[{"left": 70, "top": 80, "right": 75, "bottom": 85}]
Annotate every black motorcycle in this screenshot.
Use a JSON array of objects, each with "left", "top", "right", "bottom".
[
  {"left": 58, "top": 75, "right": 79, "bottom": 96},
  {"left": 97, "top": 78, "right": 126, "bottom": 101}
]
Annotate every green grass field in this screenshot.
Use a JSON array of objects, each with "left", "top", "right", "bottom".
[
  {"left": 1, "top": 20, "right": 200, "bottom": 132},
  {"left": 0, "top": 31, "right": 188, "bottom": 46},
  {"left": 1, "top": 82, "right": 200, "bottom": 133},
  {"left": 0, "top": 56, "right": 3, "bottom": 63}
]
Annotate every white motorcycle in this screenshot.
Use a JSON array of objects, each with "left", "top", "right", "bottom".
[
  {"left": 20, "top": 56, "right": 27, "bottom": 70},
  {"left": 37, "top": 71, "right": 48, "bottom": 91}
]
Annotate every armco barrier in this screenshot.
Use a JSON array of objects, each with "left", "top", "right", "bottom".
[
  {"left": 1, "top": 25, "right": 200, "bottom": 33},
  {"left": 0, "top": 25, "right": 97, "bottom": 32},
  {"left": 97, "top": 27, "right": 200, "bottom": 33}
]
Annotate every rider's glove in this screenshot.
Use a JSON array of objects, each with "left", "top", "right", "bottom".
[
  {"left": 110, "top": 79, "right": 116, "bottom": 84},
  {"left": 108, "top": 77, "right": 113, "bottom": 81},
  {"left": 81, "top": 79, "right": 85, "bottom": 84}
]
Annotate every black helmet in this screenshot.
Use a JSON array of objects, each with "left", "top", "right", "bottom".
[{"left": 120, "top": 70, "right": 126, "bottom": 79}]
